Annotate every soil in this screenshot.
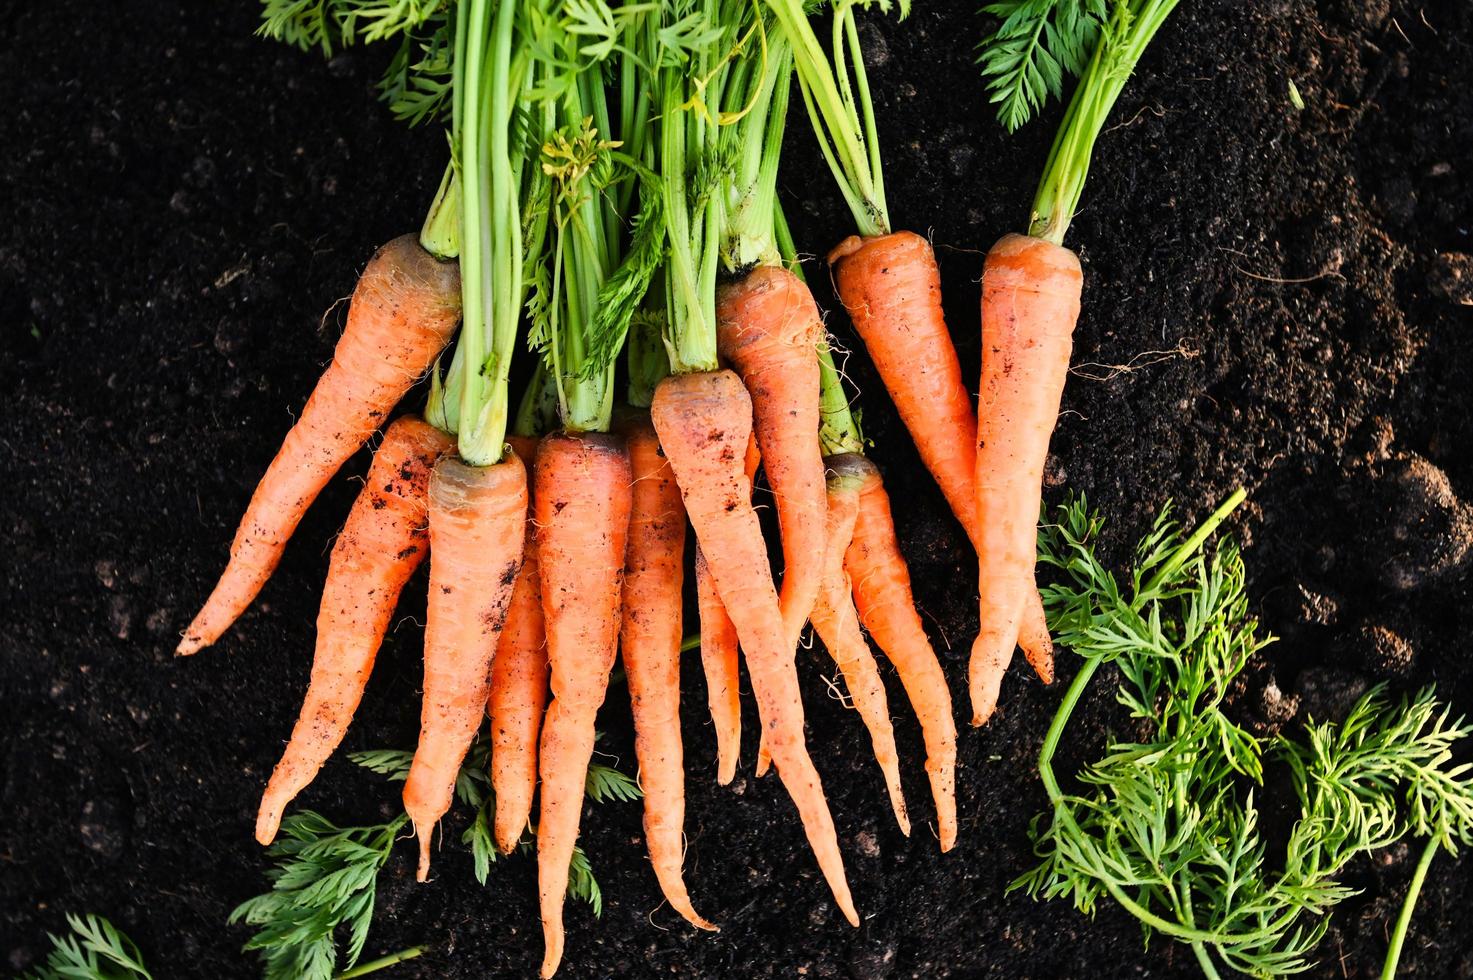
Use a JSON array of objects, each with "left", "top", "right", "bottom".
[{"left": 3, "top": 1, "right": 1472, "bottom": 978}]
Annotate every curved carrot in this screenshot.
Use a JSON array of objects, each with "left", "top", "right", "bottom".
[
  {"left": 716, "top": 266, "right": 826, "bottom": 650},
  {"left": 829, "top": 230, "right": 1053, "bottom": 687},
  {"left": 489, "top": 435, "right": 548, "bottom": 855},
  {"left": 652, "top": 370, "right": 857, "bottom": 927},
  {"left": 844, "top": 459, "right": 958, "bottom": 852},
  {"left": 180, "top": 235, "right": 461, "bottom": 655},
  {"left": 618, "top": 414, "right": 715, "bottom": 931},
  {"left": 697, "top": 434, "right": 760, "bottom": 785},
  {"left": 404, "top": 452, "right": 527, "bottom": 880},
  {"left": 534, "top": 433, "right": 633, "bottom": 979},
  {"left": 255, "top": 416, "right": 452, "bottom": 845},
  {"left": 972, "top": 233, "right": 1081, "bottom": 726},
  {"left": 810, "top": 455, "right": 908, "bottom": 836}
]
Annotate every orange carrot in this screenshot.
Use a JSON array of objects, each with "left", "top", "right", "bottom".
[
  {"left": 652, "top": 370, "right": 857, "bottom": 927},
  {"left": 697, "top": 434, "right": 759, "bottom": 785},
  {"left": 844, "top": 459, "right": 958, "bottom": 851},
  {"left": 617, "top": 414, "right": 715, "bottom": 931},
  {"left": 971, "top": 233, "right": 1081, "bottom": 726},
  {"left": 534, "top": 433, "right": 633, "bottom": 979},
  {"left": 828, "top": 230, "right": 1054, "bottom": 694},
  {"left": 716, "top": 266, "right": 826, "bottom": 650},
  {"left": 695, "top": 549, "right": 741, "bottom": 785},
  {"left": 254, "top": 416, "right": 452, "bottom": 845},
  {"left": 403, "top": 451, "right": 527, "bottom": 880},
  {"left": 488, "top": 435, "right": 548, "bottom": 854},
  {"left": 829, "top": 232, "right": 975, "bottom": 536},
  {"left": 179, "top": 236, "right": 461, "bottom": 655},
  {"left": 809, "top": 455, "right": 908, "bottom": 835}
]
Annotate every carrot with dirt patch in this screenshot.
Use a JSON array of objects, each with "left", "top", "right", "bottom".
[
  {"left": 970, "top": 0, "right": 1180, "bottom": 725},
  {"left": 178, "top": 173, "right": 463, "bottom": 656},
  {"left": 255, "top": 415, "right": 453, "bottom": 845},
  {"left": 401, "top": 0, "right": 545, "bottom": 880}
]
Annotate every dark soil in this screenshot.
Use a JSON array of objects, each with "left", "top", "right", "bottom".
[{"left": 4, "top": 2, "right": 1472, "bottom": 977}]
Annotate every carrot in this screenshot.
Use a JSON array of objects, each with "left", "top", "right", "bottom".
[
  {"left": 254, "top": 416, "right": 452, "bottom": 845},
  {"left": 971, "top": 234, "right": 1081, "bottom": 725},
  {"left": 652, "top": 370, "right": 858, "bottom": 927},
  {"left": 829, "top": 231, "right": 977, "bottom": 534},
  {"left": 403, "top": 452, "right": 527, "bottom": 880},
  {"left": 694, "top": 430, "right": 759, "bottom": 784},
  {"left": 179, "top": 234, "right": 461, "bottom": 655},
  {"left": 488, "top": 434, "right": 548, "bottom": 854},
  {"left": 844, "top": 457, "right": 959, "bottom": 852},
  {"left": 617, "top": 413, "right": 716, "bottom": 931},
  {"left": 694, "top": 550, "right": 741, "bottom": 785},
  {"left": 716, "top": 266, "right": 826, "bottom": 650},
  {"left": 810, "top": 455, "right": 909, "bottom": 836},
  {"left": 534, "top": 432, "right": 633, "bottom": 978}
]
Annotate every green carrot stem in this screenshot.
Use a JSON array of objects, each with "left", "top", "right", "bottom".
[
  {"left": 419, "top": 163, "right": 461, "bottom": 260},
  {"left": 1029, "top": 0, "right": 1180, "bottom": 245},
  {"left": 1381, "top": 836, "right": 1440, "bottom": 980},
  {"left": 333, "top": 946, "right": 425, "bottom": 979}
]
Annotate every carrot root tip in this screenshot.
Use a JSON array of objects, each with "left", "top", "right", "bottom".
[{"left": 414, "top": 823, "right": 433, "bottom": 882}]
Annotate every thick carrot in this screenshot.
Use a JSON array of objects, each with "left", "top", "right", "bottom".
[
  {"left": 844, "top": 459, "right": 958, "bottom": 852},
  {"left": 534, "top": 433, "right": 633, "bottom": 979},
  {"left": 697, "top": 434, "right": 760, "bottom": 785},
  {"left": 828, "top": 230, "right": 1054, "bottom": 688},
  {"left": 809, "top": 455, "right": 908, "bottom": 836},
  {"left": 403, "top": 452, "right": 527, "bottom": 880},
  {"left": 617, "top": 414, "right": 716, "bottom": 931},
  {"left": 179, "top": 235, "right": 461, "bottom": 655},
  {"left": 652, "top": 370, "right": 857, "bottom": 927},
  {"left": 971, "top": 233, "right": 1081, "bottom": 726},
  {"left": 716, "top": 266, "right": 826, "bottom": 650},
  {"left": 488, "top": 435, "right": 548, "bottom": 855},
  {"left": 254, "top": 416, "right": 452, "bottom": 845}
]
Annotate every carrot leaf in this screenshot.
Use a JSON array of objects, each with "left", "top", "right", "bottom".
[
  {"left": 1017, "top": 493, "right": 1473, "bottom": 977},
  {"left": 976, "top": 0, "right": 1107, "bottom": 132},
  {"left": 22, "top": 914, "right": 153, "bottom": 980},
  {"left": 585, "top": 762, "right": 643, "bottom": 804}
]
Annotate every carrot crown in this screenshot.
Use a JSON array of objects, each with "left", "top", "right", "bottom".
[
  {"left": 767, "top": 0, "right": 908, "bottom": 239},
  {"left": 1028, "top": 0, "right": 1181, "bottom": 245},
  {"left": 721, "top": 32, "right": 794, "bottom": 273}
]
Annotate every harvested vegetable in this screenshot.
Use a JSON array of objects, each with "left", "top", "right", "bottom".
[{"left": 970, "top": 0, "right": 1181, "bottom": 725}]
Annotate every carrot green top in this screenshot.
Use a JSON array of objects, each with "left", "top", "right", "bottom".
[
  {"left": 721, "top": 33, "right": 794, "bottom": 273},
  {"left": 656, "top": 0, "right": 768, "bottom": 376},
  {"left": 1027, "top": 0, "right": 1181, "bottom": 245},
  {"left": 767, "top": 0, "right": 909, "bottom": 239},
  {"left": 526, "top": 8, "right": 665, "bottom": 435}
]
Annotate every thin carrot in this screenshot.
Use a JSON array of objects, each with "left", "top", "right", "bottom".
[
  {"left": 810, "top": 455, "right": 908, "bottom": 836},
  {"left": 716, "top": 266, "right": 826, "bottom": 650},
  {"left": 403, "top": 452, "right": 527, "bottom": 880},
  {"left": 703, "top": 433, "right": 762, "bottom": 783},
  {"left": 844, "top": 456, "right": 959, "bottom": 852},
  {"left": 255, "top": 415, "right": 452, "bottom": 845},
  {"left": 488, "top": 434, "right": 548, "bottom": 854},
  {"left": 179, "top": 234, "right": 461, "bottom": 655},
  {"left": 971, "top": 234, "right": 1080, "bottom": 725},
  {"left": 534, "top": 433, "right": 633, "bottom": 978},
  {"left": 617, "top": 413, "right": 716, "bottom": 931},
  {"left": 652, "top": 370, "right": 858, "bottom": 927}
]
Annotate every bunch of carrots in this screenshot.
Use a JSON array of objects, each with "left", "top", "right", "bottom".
[{"left": 181, "top": 0, "right": 1181, "bottom": 973}]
